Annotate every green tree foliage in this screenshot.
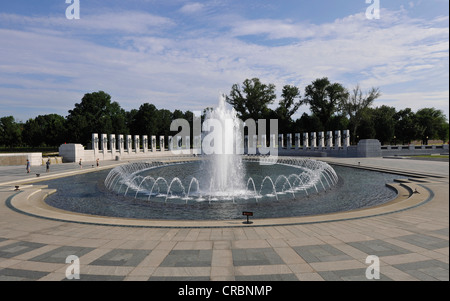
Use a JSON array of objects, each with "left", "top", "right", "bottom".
[
  {"left": 22, "top": 114, "right": 67, "bottom": 147},
  {"left": 393, "top": 108, "right": 424, "bottom": 145},
  {"left": 341, "top": 85, "right": 381, "bottom": 144},
  {"left": 294, "top": 113, "right": 322, "bottom": 134},
  {"left": 128, "top": 103, "right": 159, "bottom": 137},
  {"left": 415, "top": 108, "right": 449, "bottom": 144},
  {"left": 0, "top": 116, "right": 22, "bottom": 147},
  {"left": 66, "top": 91, "right": 128, "bottom": 146},
  {"left": 372, "top": 106, "right": 396, "bottom": 145},
  {"left": 301, "top": 77, "right": 349, "bottom": 130},
  {"left": 276, "top": 85, "right": 302, "bottom": 134},
  {"left": 3, "top": 80, "right": 449, "bottom": 150},
  {"left": 226, "top": 78, "right": 277, "bottom": 121}
]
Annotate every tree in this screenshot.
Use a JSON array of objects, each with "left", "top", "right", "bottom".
[
  {"left": 66, "top": 91, "right": 128, "bottom": 145},
  {"left": 0, "top": 116, "right": 22, "bottom": 147},
  {"left": 355, "top": 111, "right": 375, "bottom": 141},
  {"left": 340, "top": 85, "right": 381, "bottom": 144},
  {"left": 275, "top": 85, "right": 301, "bottom": 134},
  {"left": 415, "top": 108, "right": 449, "bottom": 144},
  {"left": 294, "top": 113, "right": 322, "bottom": 134},
  {"left": 128, "top": 103, "right": 159, "bottom": 137},
  {"left": 22, "top": 114, "right": 67, "bottom": 147},
  {"left": 372, "top": 105, "right": 396, "bottom": 145},
  {"left": 301, "top": 77, "right": 349, "bottom": 130},
  {"left": 393, "top": 108, "right": 423, "bottom": 145},
  {"left": 226, "top": 78, "right": 277, "bottom": 122},
  {"left": 158, "top": 109, "right": 173, "bottom": 138}
]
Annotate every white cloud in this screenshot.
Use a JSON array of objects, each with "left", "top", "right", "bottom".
[
  {"left": 179, "top": 2, "right": 205, "bottom": 14},
  {"left": 378, "top": 90, "right": 449, "bottom": 119},
  {"left": 0, "top": 7, "right": 448, "bottom": 121},
  {"left": 0, "top": 11, "right": 175, "bottom": 35}
]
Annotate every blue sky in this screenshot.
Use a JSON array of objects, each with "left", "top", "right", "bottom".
[{"left": 0, "top": 0, "right": 448, "bottom": 122}]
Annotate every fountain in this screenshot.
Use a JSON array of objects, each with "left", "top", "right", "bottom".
[
  {"left": 104, "top": 96, "right": 339, "bottom": 206},
  {"left": 201, "top": 95, "right": 246, "bottom": 197},
  {"left": 37, "top": 97, "right": 405, "bottom": 222},
  {"left": 104, "top": 158, "right": 338, "bottom": 205}
]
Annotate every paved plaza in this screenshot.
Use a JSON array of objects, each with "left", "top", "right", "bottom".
[{"left": 0, "top": 155, "right": 448, "bottom": 281}]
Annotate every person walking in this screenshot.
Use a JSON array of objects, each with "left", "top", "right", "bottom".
[
  {"left": 26, "top": 159, "right": 31, "bottom": 173},
  {"left": 96, "top": 158, "right": 100, "bottom": 168},
  {"left": 46, "top": 158, "right": 51, "bottom": 173},
  {"left": 79, "top": 158, "right": 82, "bottom": 169}
]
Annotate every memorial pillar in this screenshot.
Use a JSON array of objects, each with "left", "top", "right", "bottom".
[
  {"left": 326, "top": 131, "right": 333, "bottom": 148},
  {"left": 310, "top": 132, "right": 317, "bottom": 148},
  {"left": 318, "top": 132, "right": 325, "bottom": 149},
  {"left": 303, "top": 132, "right": 309, "bottom": 148},
  {"left": 160, "top": 136, "right": 165, "bottom": 152},
  {"left": 126, "top": 135, "right": 132, "bottom": 154},
  {"left": 343, "top": 130, "right": 350, "bottom": 148},
  {"left": 142, "top": 135, "right": 148, "bottom": 153},
  {"left": 295, "top": 133, "right": 300, "bottom": 150},
  {"left": 334, "top": 130, "right": 341, "bottom": 148}
]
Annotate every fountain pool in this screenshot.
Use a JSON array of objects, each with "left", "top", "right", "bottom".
[
  {"left": 41, "top": 97, "right": 405, "bottom": 222},
  {"left": 42, "top": 160, "right": 404, "bottom": 221}
]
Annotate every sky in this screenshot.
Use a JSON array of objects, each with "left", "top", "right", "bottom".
[{"left": 0, "top": 0, "right": 448, "bottom": 122}]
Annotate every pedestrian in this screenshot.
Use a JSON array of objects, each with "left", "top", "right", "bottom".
[
  {"left": 79, "top": 158, "right": 82, "bottom": 169},
  {"left": 96, "top": 158, "right": 100, "bottom": 168},
  {"left": 26, "top": 159, "right": 31, "bottom": 173},
  {"left": 46, "top": 158, "right": 51, "bottom": 172}
]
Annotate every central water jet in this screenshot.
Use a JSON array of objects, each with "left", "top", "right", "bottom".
[{"left": 202, "top": 95, "right": 246, "bottom": 196}]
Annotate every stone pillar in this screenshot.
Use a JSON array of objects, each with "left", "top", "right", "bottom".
[
  {"left": 334, "top": 130, "right": 341, "bottom": 148},
  {"left": 270, "top": 134, "right": 276, "bottom": 150},
  {"left": 278, "top": 134, "right": 284, "bottom": 149},
  {"left": 252, "top": 135, "right": 258, "bottom": 151},
  {"left": 318, "top": 132, "right": 325, "bottom": 149},
  {"left": 185, "top": 136, "right": 191, "bottom": 152},
  {"left": 159, "top": 136, "right": 165, "bottom": 152},
  {"left": 261, "top": 134, "right": 267, "bottom": 148},
  {"left": 343, "top": 130, "right": 350, "bottom": 147},
  {"left": 310, "top": 132, "right": 317, "bottom": 148},
  {"left": 142, "top": 135, "right": 148, "bottom": 153},
  {"left": 100, "top": 134, "right": 108, "bottom": 151},
  {"left": 287, "top": 134, "right": 292, "bottom": 149},
  {"left": 126, "top": 135, "right": 132, "bottom": 154},
  {"left": 193, "top": 135, "right": 201, "bottom": 155},
  {"left": 118, "top": 135, "right": 124, "bottom": 154},
  {"left": 92, "top": 133, "right": 99, "bottom": 152},
  {"left": 303, "top": 132, "right": 309, "bottom": 148},
  {"left": 246, "top": 135, "right": 256, "bottom": 155},
  {"left": 109, "top": 134, "right": 116, "bottom": 155},
  {"left": 134, "top": 135, "right": 140, "bottom": 152},
  {"left": 168, "top": 136, "right": 173, "bottom": 151},
  {"left": 176, "top": 136, "right": 182, "bottom": 150},
  {"left": 295, "top": 133, "right": 300, "bottom": 150},
  {"left": 151, "top": 136, "right": 157, "bottom": 152},
  {"left": 326, "top": 131, "right": 333, "bottom": 148}
]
